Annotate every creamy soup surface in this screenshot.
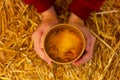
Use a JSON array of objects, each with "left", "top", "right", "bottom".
[{"left": 46, "top": 28, "right": 83, "bottom": 62}]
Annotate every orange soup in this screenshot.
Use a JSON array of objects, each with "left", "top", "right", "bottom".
[{"left": 46, "top": 28, "right": 83, "bottom": 63}]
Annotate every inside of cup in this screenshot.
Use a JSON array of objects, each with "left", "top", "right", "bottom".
[{"left": 44, "top": 24, "right": 85, "bottom": 63}]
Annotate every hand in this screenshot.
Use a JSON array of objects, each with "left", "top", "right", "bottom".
[
  {"left": 32, "top": 7, "right": 59, "bottom": 64},
  {"left": 68, "top": 13, "right": 96, "bottom": 65}
]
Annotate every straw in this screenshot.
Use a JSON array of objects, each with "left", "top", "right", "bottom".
[{"left": 0, "top": 0, "right": 120, "bottom": 80}]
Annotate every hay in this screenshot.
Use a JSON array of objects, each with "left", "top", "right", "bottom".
[{"left": 0, "top": 0, "right": 120, "bottom": 80}]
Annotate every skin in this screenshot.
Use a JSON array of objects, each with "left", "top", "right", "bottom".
[
  {"left": 32, "top": 7, "right": 58, "bottom": 64},
  {"left": 69, "top": 13, "right": 96, "bottom": 65},
  {"left": 32, "top": 7, "right": 96, "bottom": 65}
]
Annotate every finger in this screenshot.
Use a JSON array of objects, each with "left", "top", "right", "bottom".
[
  {"left": 86, "top": 35, "right": 96, "bottom": 51},
  {"left": 40, "top": 26, "right": 50, "bottom": 48},
  {"left": 79, "top": 27, "right": 91, "bottom": 50},
  {"left": 86, "top": 35, "right": 91, "bottom": 51},
  {"left": 32, "top": 31, "right": 43, "bottom": 47},
  {"left": 40, "top": 33, "right": 46, "bottom": 49},
  {"left": 32, "top": 31, "right": 52, "bottom": 64},
  {"left": 35, "top": 47, "right": 52, "bottom": 65},
  {"left": 40, "top": 48, "right": 52, "bottom": 64},
  {"left": 73, "top": 50, "right": 93, "bottom": 65}
]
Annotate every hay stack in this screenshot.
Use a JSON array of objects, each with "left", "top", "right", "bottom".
[{"left": 0, "top": 0, "right": 120, "bottom": 80}]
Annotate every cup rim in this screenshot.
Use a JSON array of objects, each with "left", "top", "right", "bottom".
[{"left": 43, "top": 23, "right": 86, "bottom": 64}]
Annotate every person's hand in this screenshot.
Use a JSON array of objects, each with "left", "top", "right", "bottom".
[
  {"left": 68, "top": 13, "right": 96, "bottom": 65},
  {"left": 32, "top": 7, "right": 59, "bottom": 64}
]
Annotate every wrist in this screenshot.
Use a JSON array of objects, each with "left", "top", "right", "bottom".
[
  {"left": 69, "top": 13, "right": 84, "bottom": 26},
  {"left": 40, "top": 7, "right": 58, "bottom": 22}
]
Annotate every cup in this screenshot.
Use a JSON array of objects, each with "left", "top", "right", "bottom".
[{"left": 43, "top": 23, "right": 86, "bottom": 64}]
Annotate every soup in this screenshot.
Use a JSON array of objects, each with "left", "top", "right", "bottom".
[{"left": 46, "top": 28, "right": 83, "bottom": 63}]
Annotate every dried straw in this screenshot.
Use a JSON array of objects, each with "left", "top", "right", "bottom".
[{"left": 0, "top": 0, "right": 120, "bottom": 80}]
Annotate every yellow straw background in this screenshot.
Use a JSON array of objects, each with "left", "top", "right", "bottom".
[{"left": 0, "top": 0, "right": 120, "bottom": 80}]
